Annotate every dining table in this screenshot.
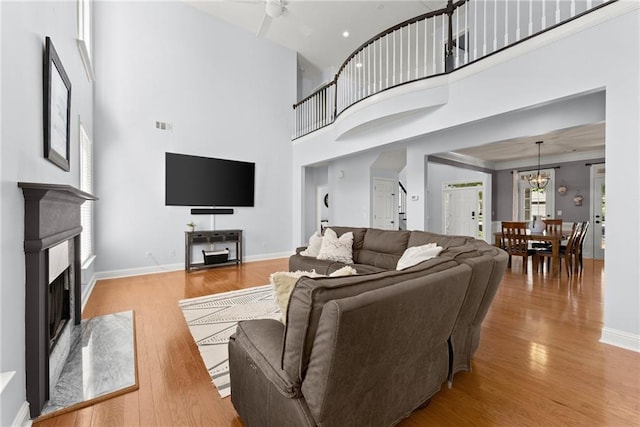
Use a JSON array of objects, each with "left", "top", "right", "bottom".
[{"left": 493, "top": 229, "right": 571, "bottom": 277}]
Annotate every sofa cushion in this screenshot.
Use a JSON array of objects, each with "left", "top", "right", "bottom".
[
  {"left": 396, "top": 243, "right": 444, "bottom": 270},
  {"left": 281, "top": 255, "right": 459, "bottom": 384},
  {"left": 356, "top": 228, "right": 411, "bottom": 269},
  {"left": 329, "top": 226, "right": 367, "bottom": 261},
  {"left": 300, "top": 231, "right": 323, "bottom": 257},
  {"left": 408, "top": 230, "right": 469, "bottom": 249},
  {"left": 317, "top": 228, "right": 354, "bottom": 263}
]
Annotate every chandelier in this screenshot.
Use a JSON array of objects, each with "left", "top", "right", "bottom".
[{"left": 528, "top": 141, "right": 550, "bottom": 190}]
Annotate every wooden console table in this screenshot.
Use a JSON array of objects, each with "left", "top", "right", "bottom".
[{"left": 185, "top": 229, "right": 242, "bottom": 272}]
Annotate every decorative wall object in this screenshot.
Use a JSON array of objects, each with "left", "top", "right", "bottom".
[
  {"left": 557, "top": 184, "right": 568, "bottom": 195},
  {"left": 44, "top": 37, "right": 72, "bottom": 171},
  {"left": 573, "top": 194, "right": 584, "bottom": 206}
]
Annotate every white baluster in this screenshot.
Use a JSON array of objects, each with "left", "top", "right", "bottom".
[
  {"left": 415, "top": 21, "right": 419, "bottom": 78},
  {"left": 483, "top": 0, "right": 487, "bottom": 56},
  {"left": 441, "top": 14, "right": 445, "bottom": 73},
  {"left": 464, "top": 2, "right": 469, "bottom": 65},
  {"left": 556, "top": 0, "right": 561, "bottom": 24},
  {"left": 571, "top": 0, "right": 576, "bottom": 18},
  {"left": 407, "top": 24, "right": 411, "bottom": 81},
  {"left": 493, "top": 0, "right": 498, "bottom": 52},
  {"left": 386, "top": 35, "right": 389, "bottom": 89},
  {"left": 393, "top": 30, "right": 396, "bottom": 86},
  {"left": 456, "top": 6, "right": 459, "bottom": 68},
  {"left": 473, "top": 0, "right": 477, "bottom": 61},
  {"left": 587, "top": 0, "right": 592, "bottom": 9},
  {"left": 529, "top": 0, "right": 533, "bottom": 35},
  {"left": 400, "top": 27, "right": 404, "bottom": 83},
  {"left": 504, "top": 0, "right": 509, "bottom": 47},
  {"left": 432, "top": 16, "right": 437, "bottom": 73},
  {"left": 424, "top": 18, "right": 428, "bottom": 77},
  {"left": 542, "top": 0, "right": 546, "bottom": 30},
  {"left": 516, "top": 0, "right": 521, "bottom": 41},
  {"left": 368, "top": 43, "right": 371, "bottom": 95}
]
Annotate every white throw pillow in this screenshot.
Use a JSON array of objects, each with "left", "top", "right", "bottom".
[
  {"left": 317, "top": 228, "right": 354, "bottom": 264},
  {"left": 271, "top": 270, "right": 323, "bottom": 323},
  {"left": 270, "top": 266, "right": 356, "bottom": 323},
  {"left": 300, "top": 231, "right": 323, "bottom": 257},
  {"left": 396, "top": 243, "right": 443, "bottom": 270}
]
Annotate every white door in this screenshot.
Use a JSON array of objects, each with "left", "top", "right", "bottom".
[
  {"left": 443, "top": 186, "right": 480, "bottom": 237},
  {"left": 372, "top": 178, "right": 396, "bottom": 230},
  {"left": 590, "top": 165, "right": 605, "bottom": 260}
]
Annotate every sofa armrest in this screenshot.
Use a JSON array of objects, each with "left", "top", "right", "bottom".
[
  {"left": 295, "top": 246, "right": 307, "bottom": 255},
  {"left": 230, "top": 319, "right": 300, "bottom": 398}
]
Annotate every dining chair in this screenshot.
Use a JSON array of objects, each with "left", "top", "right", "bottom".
[
  {"left": 532, "top": 218, "right": 563, "bottom": 248},
  {"left": 575, "top": 221, "right": 590, "bottom": 274},
  {"left": 501, "top": 221, "right": 534, "bottom": 273},
  {"left": 534, "top": 222, "right": 579, "bottom": 276}
]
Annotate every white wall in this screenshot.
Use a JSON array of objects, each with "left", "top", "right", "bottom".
[
  {"left": 93, "top": 1, "right": 296, "bottom": 274},
  {"left": 292, "top": 4, "right": 640, "bottom": 348},
  {"left": 0, "top": 1, "right": 94, "bottom": 424},
  {"left": 328, "top": 151, "right": 379, "bottom": 227}
]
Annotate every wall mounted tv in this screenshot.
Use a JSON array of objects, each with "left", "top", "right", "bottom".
[{"left": 165, "top": 152, "right": 255, "bottom": 207}]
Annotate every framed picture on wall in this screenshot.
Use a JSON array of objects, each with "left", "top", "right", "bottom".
[{"left": 44, "top": 36, "right": 71, "bottom": 171}]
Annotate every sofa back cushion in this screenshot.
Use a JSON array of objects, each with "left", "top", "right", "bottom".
[
  {"left": 281, "top": 255, "right": 459, "bottom": 384},
  {"left": 356, "top": 228, "right": 411, "bottom": 270},
  {"left": 409, "top": 230, "right": 482, "bottom": 260}
]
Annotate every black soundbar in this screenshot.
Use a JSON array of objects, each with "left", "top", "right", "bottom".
[{"left": 190, "top": 208, "right": 234, "bottom": 215}]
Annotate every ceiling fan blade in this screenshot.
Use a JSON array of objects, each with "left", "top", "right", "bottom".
[{"left": 256, "top": 12, "right": 272, "bottom": 36}]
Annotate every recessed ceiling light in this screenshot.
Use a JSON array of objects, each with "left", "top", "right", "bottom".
[
  {"left": 342, "top": 31, "right": 349, "bottom": 38},
  {"left": 356, "top": 62, "right": 363, "bottom": 68}
]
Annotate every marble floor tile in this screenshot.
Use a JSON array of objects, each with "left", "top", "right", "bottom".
[{"left": 41, "top": 310, "right": 137, "bottom": 417}]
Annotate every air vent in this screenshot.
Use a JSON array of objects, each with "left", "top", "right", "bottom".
[{"left": 155, "top": 121, "right": 173, "bottom": 131}]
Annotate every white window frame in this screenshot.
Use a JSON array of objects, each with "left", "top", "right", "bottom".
[
  {"left": 517, "top": 169, "right": 555, "bottom": 222},
  {"left": 80, "top": 122, "right": 94, "bottom": 266},
  {"left": 77, "top": 0, "right": 95, "bottom": 81}
]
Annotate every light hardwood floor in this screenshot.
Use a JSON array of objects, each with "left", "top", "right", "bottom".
[{"left": 34, "top": 257, "right": 639, "bottom": 426}]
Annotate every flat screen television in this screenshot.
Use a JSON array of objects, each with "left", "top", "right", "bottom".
[{"left": 165, "top": 152, "right": 255, "bottom": 207}]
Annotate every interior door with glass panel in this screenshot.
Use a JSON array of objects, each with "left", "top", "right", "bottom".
[
  {"left": 518, "top": 169, "right": 555, "bottom": 222},
  {"left": 590, "top": 165, "right": 605, "bottom": 259}
]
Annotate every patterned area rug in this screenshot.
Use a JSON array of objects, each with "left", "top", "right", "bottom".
[{"left": 178, "top": 285, "right": 280, "bottom": 398}]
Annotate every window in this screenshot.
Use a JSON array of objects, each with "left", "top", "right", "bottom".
[
  {"left": 78, "top": 0, "right": 95, "bottom": 81},
  {"left": 80, "top": 123, "right": 94, "bottom": 265},
  {"left": 518, "top": 169, "right": 555, "bottom": 221}
]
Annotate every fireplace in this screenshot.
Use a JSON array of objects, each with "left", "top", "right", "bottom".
[
  {"left": 19, "top": 183, "right": 97, "bottom": 418},
  {"left": 48, "top": 266, "right": 70, "bottom": 349}
]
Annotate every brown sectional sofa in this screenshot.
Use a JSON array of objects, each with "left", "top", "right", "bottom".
[{"left": 229, "top": 227, "right": 508, "bottom": 426}]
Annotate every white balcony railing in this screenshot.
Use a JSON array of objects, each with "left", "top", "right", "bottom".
[{"left": 293, "top": 0, "right": 614, "bottom": 140}]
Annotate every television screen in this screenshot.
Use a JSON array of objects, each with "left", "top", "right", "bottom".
[{"left": 165, "top": 152, "right": 255, "bottom": 207}]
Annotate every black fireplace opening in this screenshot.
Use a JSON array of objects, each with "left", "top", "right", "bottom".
[{"left": 49, "top": 269, "right": 70, "bottom": 351}]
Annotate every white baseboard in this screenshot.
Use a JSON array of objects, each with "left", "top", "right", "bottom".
[
  {"left": 94, "top": 252, "right": 292, "bottom": 281},
  {"left": 81, "top": 273, "right": 98, "bottom": 312},
  {"left": 13, "top": 401, "right": 31, "bottom": 427},
  {"left": 94, "top": 263, "right": 184, "bottom": 281},
  {"left": 244, "top": 251, "right": 291, "bottom": 262},
  {"left": 600, "top": 327, "right": 640, "bottom": 352}
]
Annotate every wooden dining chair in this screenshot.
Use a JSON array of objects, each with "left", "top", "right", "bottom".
[
  {"left": 532, "top": 218, "right": 563, "bottom": 248},
  {"left": 534, "top": 222, "right": 579, "bottom": 276},
  {"left": 575, "top": 221, "right": 590, "bottom": 274},
  {"left": 501, "top": 221, "right": 534, "bottom": 273}
]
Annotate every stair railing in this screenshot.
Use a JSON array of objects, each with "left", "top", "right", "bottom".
[{"left": 293, "top": 0, "right": 614, "bottom": 140}]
